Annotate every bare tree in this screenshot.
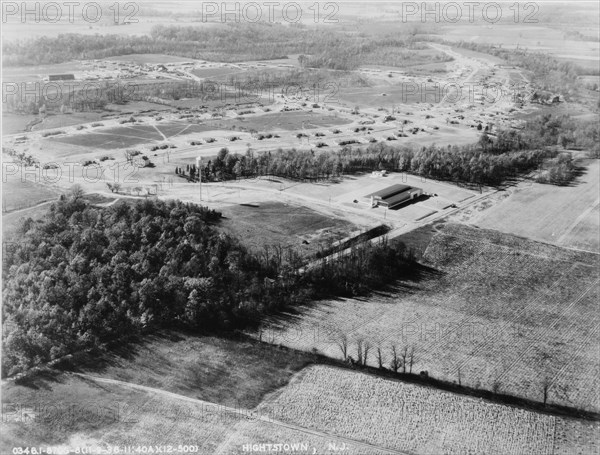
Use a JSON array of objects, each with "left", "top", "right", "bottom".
[
  {"left": 408, "top": 346, "right": 416, "bottom": 374},
  {"left": 377, "top": 344, "right": 384, "bottom": 369},
  {"left": 401, "top": 346, "right": 409, "bottom": 373},
  {"left": 113, "top": 182, "right": 121, "bottom": 194},
  {"left": 457, "top": 366, "right": 462, "bottom": 387},
  {"left": 389, "top": 344, "right": 401, "bottom": 373},
  {"left": 491, "top": 378, "right": 502, "bottom": 395},
  {"left": 333, "top": 331, "right": 348, "bottom": 361},
  {"left": 542, "top": 377, "right": 551, "bottom": 406},
  {"left": 69, "top": 184, "right": 84, "bottom": 202},
  {"left": 363, "top": 340, "right": 371, "bottom": 366},
  {"left": 356, "top": 338, "right": 364, "bottom": 365}
]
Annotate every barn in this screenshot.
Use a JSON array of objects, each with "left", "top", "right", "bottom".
[{"left": 366, "top": 183, "right": 423, "bottom": 209}]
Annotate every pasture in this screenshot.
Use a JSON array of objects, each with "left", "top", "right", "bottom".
[
  {"left": 254, "top": 223, "right": 600, "bottom": 412},
  {"left": 258, "top": 365, "right": 599, "bottom": 455}
]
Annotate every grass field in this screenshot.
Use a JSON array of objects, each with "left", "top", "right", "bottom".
[
  {"left": 254, "top": 223, "right": 600, "bottom": 412},
  {"left": 1, "top": 333, "right": 317, "bottom": 454},
  {"left": 217, "top": 201, "right": 358, "bottom": 258},
  {"left": 7, "top": 336, "right": 594, "bottom": 455},
  {"left": 337, "top": 84, "right": 443, "bottom": 108},
  {"left": 475, "top": 159, "right": 600, "bottom": 253},
  {"left": 104, "top": 54, "right": 199, "bottom": 64},
  {"left": 48, "top": 122, "right": 218, "bottom": 149},
  {"left": 192, "top": 66, "right": 247, "bottom": 79},
  {"left": 68, "top": 332, "right": 315, "bottom": 409},
  {"left": 219, "top": 111, "right": 352, "bottom": 132},
  {"left": 2, "top": 177, "right": 61, "bottom": 214},
  {"left": 257, "top": 365, "right": 599, "bottom": 455},
  {"left": 1, "top": 371, "right": 245, "bottom": 454},
  {"left": 2, "top": 201, "right": 56, "bottom": 244}
]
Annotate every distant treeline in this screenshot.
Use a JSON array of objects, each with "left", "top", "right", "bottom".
[
  {"left": 3, "top": 23, "right": 444, "bottom": 70},
  {"left": 452, "top": 41, "right": 600, "bottom": 100},
  {"left": 179, "top": 114, "right": 597, "bottom": 187},
  {"left": 2, "top": 194, "right": 413, "bottom": 376}
]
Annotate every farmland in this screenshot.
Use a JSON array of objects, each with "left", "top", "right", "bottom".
[
  {"left": 6, "top": 334, "right": 595, "bottom": 455},
  {"left": 66, "top": 333, "right": 316, "bottom": 409},
  {"left": 474, "top": 159, "right": 600, "bottom": 253},
  {"left": 438, "top": 22, "right": 600, "bottom": 70},
  {"left": 2, "top": 3, "right": 600, "bottom": 453},
  {"left": 257, "top": 365, "right": 599, "bottom": 455},
  {"left": 254, "top": 223, "right": 600, "bottom": 412},
  {"left": 1, "top": 371, "right": 245, "bottom": 454},
  {"left": 0, "top": 333, "right": 314, "bottom": 454},
  {"left": 48, "top": 123, "right": 219, "bottom": 149}
]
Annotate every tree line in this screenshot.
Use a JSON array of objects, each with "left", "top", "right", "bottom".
[
  {"left": 4, "top": 23, "right": 434, "bottom": 70},
  {"left": 2, "top": 192, "right": 413, "bottom": 376},
  {"left": 176, "top": 114, "right": 595, "bottom": 188},
  {"left": 451, "top": 41, "right": 600, "bottom": 103}
]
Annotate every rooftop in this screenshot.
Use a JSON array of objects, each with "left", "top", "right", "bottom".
[{"left": 365, "top": 184, "right": 411, "bottom": 200}]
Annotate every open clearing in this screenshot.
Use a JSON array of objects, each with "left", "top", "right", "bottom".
[
  {"left": 67, "top": 333, "right": 315, "bottom": 409},
  {"left": 48, "top": 122, "right": 217, "bottom": 149},
  {"left": 0, "top": 336, "right": 405, "bottom": 455},
  {"left": 219, "top": 111, "right": 352, "bottom": 131},
  {"left": 1, "top": 172, "right": 62, "bottom": 213},
  {"left": 218, "top": 201, "right": 359, "bottom": 258},
  {"left": 104, "top": 54, "right": 200, "bottom": 64},
  {"left": 474, "top": 160, "right": 600, "bottom": 253},
  {"left": 439, "top": 23, "right": 600, "bottom": 71},
  {"left": 255, "top": 365, "right": 598, "bottom": 455},
  {"left": 254, "top": 223, "right": 600, "bottom": 412}
]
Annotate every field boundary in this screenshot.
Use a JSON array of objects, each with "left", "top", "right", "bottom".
[
  {"left": 51, "top": 330, "right": 600, "bottom": 422},
  {"left": 72, "top": 372, "right": 409, "bottom": 455}
]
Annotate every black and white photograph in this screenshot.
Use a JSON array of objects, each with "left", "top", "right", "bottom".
[{"left": 1, "top": 1, "right": 599, "bottom": 454}]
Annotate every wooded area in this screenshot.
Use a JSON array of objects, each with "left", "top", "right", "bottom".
[
  {"left": 178, "top": 114, "right": 596, "bottom": 187},
  {"left": 2, "top": 193, "right": 413, "bottom": 377}
]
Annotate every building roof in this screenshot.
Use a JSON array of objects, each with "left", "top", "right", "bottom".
[
  {"left": 380, "top": 190, "right": 412, "bottom": 207},
  {"left": 366, "top": 184, "right": 411, "bottom": 200}
]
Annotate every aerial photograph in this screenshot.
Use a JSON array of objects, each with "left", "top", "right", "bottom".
[{"left": 1, "top": 1, "right": 599, "bottom": 454}]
